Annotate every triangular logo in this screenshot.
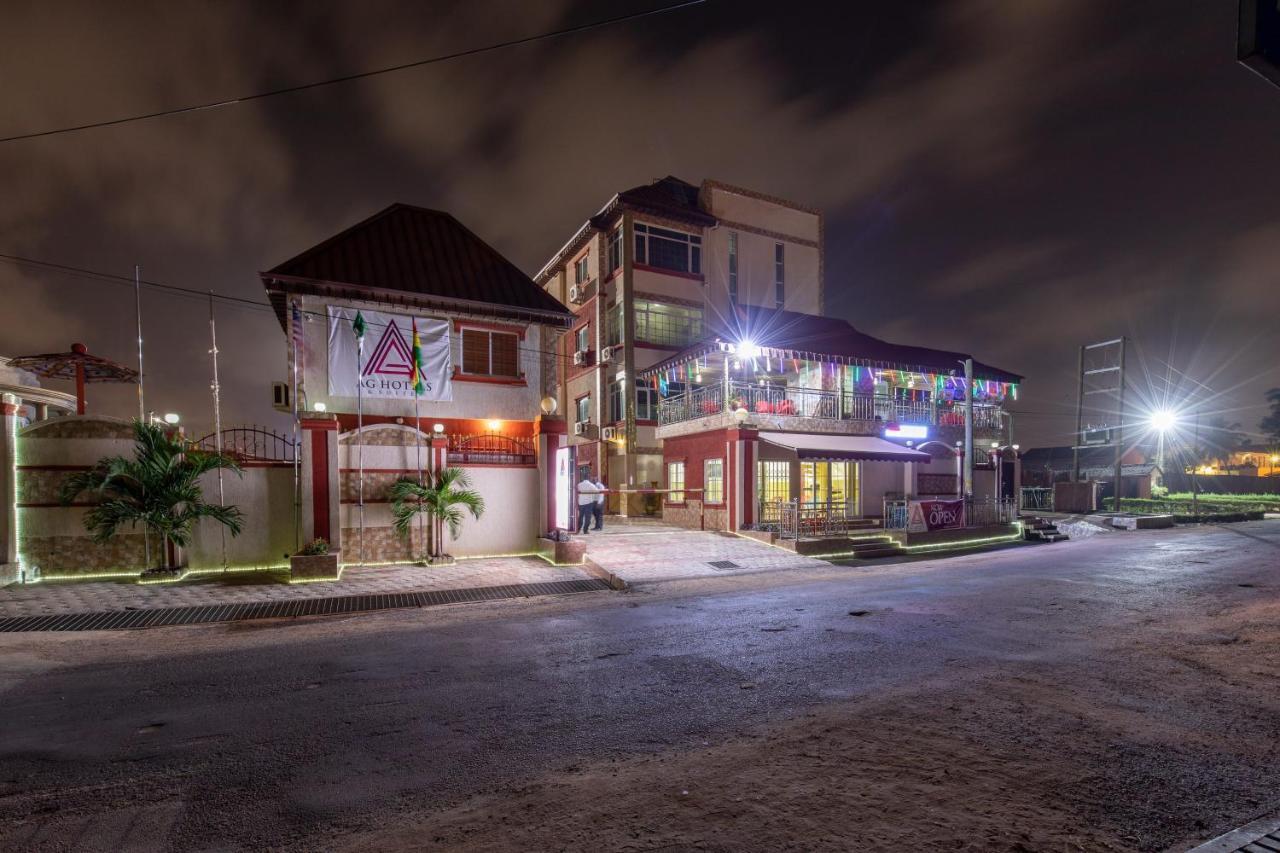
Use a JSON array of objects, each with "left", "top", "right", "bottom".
[{"left": 364, "top": 320, "right": 415, "bottom": 378}]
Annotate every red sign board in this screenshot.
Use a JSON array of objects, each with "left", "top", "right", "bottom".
[{"left": 907, "top": 499, "right": 966, "bottom": 532}]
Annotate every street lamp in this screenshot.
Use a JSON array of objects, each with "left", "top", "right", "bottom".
[
  {"left": 1148, "top": 409, "right": 1178, "bottom": 471},
  {"left": 162, "top": 412, "right": 180, "bottom": 425}
]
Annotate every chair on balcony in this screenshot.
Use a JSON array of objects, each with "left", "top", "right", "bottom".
[
  {"left": 775, "top": 399, "right": 796, "bottom": 416},
  {"left": 755, "top": 400, "right": 774, "bottom": 414},
  {"left": 700, "top": 400, "right": 720, "bottom": 415}
]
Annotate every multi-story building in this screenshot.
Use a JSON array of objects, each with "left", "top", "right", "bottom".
[{"left": 535, "top": 176, "right": 823, "bottom": 514}]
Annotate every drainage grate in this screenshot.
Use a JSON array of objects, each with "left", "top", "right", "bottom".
[
  {"left": 707, "top": 560, "right": 742, "bottom": 571},
  {"left": 1188, "top": 816, "right": 1280, "bottom": 853},
  {"left": 0, "top": 578, "right": 611, "bottom": 633}
]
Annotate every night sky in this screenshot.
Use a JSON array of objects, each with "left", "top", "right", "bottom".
[{"left": 2, "top": 0, "right": 1278, "bottom": 449}]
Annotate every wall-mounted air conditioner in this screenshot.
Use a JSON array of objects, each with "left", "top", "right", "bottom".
[
  {"left": 574, "top": 421, "right": 588, "bottom": 436},
  {"left": 573, "top": 350, "right": 589, "bottom": 366},
  {"left": 568, "top": 284, "right": 585, "bottom": 304},
  {"left": 601, "top": 426, "right": 618, "bottom": 441},
  {"left": 599, "top": 347, "right": 614, "bottom": 364},
  {"left": 272, "top": 381, "right": 291, "bottom": 412}
]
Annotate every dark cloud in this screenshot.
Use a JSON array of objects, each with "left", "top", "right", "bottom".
[{"left": 1, "top": 0, "right": 1277, "bottom": 447}]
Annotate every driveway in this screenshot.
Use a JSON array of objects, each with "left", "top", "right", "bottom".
[{"left": 580, "top": 522, "right": 832, "bottom": 583}]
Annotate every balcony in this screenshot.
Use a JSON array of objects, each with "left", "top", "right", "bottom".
[{"left": 658, "top": 381, "right": 1005, "bottom": 438}]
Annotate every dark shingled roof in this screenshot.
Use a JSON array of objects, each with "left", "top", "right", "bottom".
[
  {"left": 639, "top": 306, "right": 1022, "bottom": 383},
  {"left": 612, "top": 175, "right": 716, "bottom": 226},
  {"left": 261, "top": 203, "right": 573, "bottom": 329}
]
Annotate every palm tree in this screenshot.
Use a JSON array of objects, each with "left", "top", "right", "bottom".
[
  {"left": 59, "top": 421, "right": 243, "bottom": 569},
  {"left": 388, "top": 467, "right": 485, "bottom": 561}
]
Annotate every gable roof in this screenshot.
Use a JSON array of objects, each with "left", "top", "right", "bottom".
[
  {"left": 638, "top": 306, "right": 1022, "bottom": 383},
  {"left": 261, "top": 203, "right": 573, "bottom": 329}
]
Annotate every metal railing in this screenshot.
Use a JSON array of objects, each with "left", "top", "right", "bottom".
[
  {"left": 882, "top": 496, "right": 1017, "bottom": 530},
  {"left": 757, "top": 499, "right": 863, "bottom": 539},
  {"left": 448, "top": 432, "right": 535, "bottom": 465},
  {"left": 1019, "top": 487, "right": 1054, "bottom": 512},
  {"left": 193, "top": 426, "right": 295, "bottom": 462},
  {"left": 658, "top": 382, "right": 1004, "bottom": 430}
]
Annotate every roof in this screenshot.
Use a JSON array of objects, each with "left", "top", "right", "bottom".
[
  {"left": 760, "top": 433, "right": 932, "bottom": 462},
  {"left": 639, "top": 306, "right": 1022, "bottom": 383},
  {"left": 1081, "top": 463, "right": 1160, "bottom": 478},
  {"left": 261, "top": 204, "right": 574, "bottom": 329},
  {"left": 1021, "top": 446, "right": 1150, "bottom": 472},
  {"left": 535, "top": 176, "right": 717, "bottom": 282},
  {"left": 613, "top": 176, "right": 716, "bottom": 226}
]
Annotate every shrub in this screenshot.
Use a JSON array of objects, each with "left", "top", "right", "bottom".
[{"left": 297, "top": 538, "right": 330, "bottom": 556}]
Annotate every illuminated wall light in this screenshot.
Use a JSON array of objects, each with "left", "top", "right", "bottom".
[
  {"left": 313, "top": 402, "right": 327, "bottom": 412},
  {"left": 486, "top": 419, "right": 501, "bottom": 431}
]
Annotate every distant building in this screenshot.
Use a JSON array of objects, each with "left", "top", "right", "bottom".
[{"left": 1019, "top": 445, "right": 1162, "bottom": 499}]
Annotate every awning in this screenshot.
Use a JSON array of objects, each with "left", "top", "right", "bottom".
[{"left": 759, "top": 433, "right": 931, "bottom": 462}]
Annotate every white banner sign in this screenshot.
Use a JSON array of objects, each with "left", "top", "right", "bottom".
[{"left": 327, "top": 306, "right": 452, "bottom": 401}]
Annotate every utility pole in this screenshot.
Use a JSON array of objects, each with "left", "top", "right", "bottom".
[
  {"left": 1072, "top": 345, "right": 1084, "bottom": 482},
  {"left": 1112, "top": 337, "right": 1127, "bottom": 510},
  {"left": 962, "top": 357, "right": 973, "bottom": 497}
]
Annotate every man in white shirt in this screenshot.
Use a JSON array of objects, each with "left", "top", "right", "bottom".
[
  {"left": 591, "top": 476, "right": 608, "bottom": 531},
  {"left": 576, "top": 473, "right": 598, "bottom": 534}
]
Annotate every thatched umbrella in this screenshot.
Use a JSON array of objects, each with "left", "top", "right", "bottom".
[{"left": 10, "top": 342, "right": 139, "bottom": 415}]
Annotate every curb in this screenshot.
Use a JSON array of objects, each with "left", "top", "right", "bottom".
[{"left": 582, "top": 557, "right": 629, "bottom": 591}]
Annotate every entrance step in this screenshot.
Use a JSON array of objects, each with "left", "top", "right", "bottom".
[{"left": 1021, "top": 517, "right": 1069, "bottom": 543}]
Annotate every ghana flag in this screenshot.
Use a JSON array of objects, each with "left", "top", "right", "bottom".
[{"left": 410, "top": 318, "right": 425, "bottom": 396}]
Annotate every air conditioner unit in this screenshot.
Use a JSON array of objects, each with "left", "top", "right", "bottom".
[
  {"left": 574, "top": 421, "right": 588, "bottom": 436},
  {"left": 573, "top": 349, "right": 589, "bottom": 366},
  {"left": 568, "top": 284, "right": 585, "bottom": 304},
  {"left": 272, "top": 381, "right": 291, "bottom": 412},
  {"left": 601, "top": 426, "right": 617, "bottom": 441},
  {"left": 599, "top": 347, "right": 614, "bottom": 364}
]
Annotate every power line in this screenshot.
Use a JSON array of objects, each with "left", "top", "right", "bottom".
[
  {"left": 0, "top": 251, "right": 585, "bottom": 363},
  {"left": 0, "top": 1, "right": 707, "bottom": 144}
]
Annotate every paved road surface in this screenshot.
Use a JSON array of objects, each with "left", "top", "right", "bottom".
[{"left": 1, "top": 521, "right": 1277, "bottom": 851}]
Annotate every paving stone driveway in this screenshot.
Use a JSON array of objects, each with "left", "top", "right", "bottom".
[
  {"left": 0, "top": 557, "right": 596, "bottom": 618},
  {"left": 582, "top": 527, "right": 831, "bottom": 583}
]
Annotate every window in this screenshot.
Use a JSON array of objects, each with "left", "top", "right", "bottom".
[
  {"left": 774, "top": 243, "right": 785, "bottom": 309},
  {"left": 574, "top": 254, "right": 590, "bottom": 284},
  {"left": 576, "top": 395, "right": 591, "bottom": 424},
  {"left": 635, "top": 223, "right": 701, "bottom": 275},
  {"left": 728, "top": 231, "right": 739, "bottom": 305},
  {"left": 462, "top": 329, "right": 519, "bottom": 377},
  {"left": 608, "top": 380, "right": 624, "bottom": 423},
  {"left": 607, "top": 228, "right": 622, "bottom": 272},
  {"left": 801, "top": 462, "right": 854, "bottom": 509},
  {"left": 574, "top": 325, "right": 589, "bottom": 354},
  {"left": 704, "top": 458, "right": 724, "bottom": 504},
  {"left": 667, "top": 461, "right": 686, "bottom": 503},
  {"left": 635, "top": 386, "right": 656, "bottom": 421},
  {"left": 757, "top": 460, "right": 790, "bottom": 505},
  {"left": 631, "top": 300, "right": 703, "bottom": 347}
]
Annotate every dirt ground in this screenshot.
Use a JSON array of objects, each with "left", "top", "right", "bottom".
[{"left": 344, "top": 594, "right": 1280, "bottom": 852}]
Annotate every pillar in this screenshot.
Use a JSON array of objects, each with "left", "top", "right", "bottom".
[
  {"left": 954, "top": 446, "right": 965, "bottom": 498},
  {"left": 299, "top": 415, "right": 341, "bottom": 553},
  {"left": 1012, "top": 451, "right": 1023, "bottom": 514},
  {"left": 536, "top": 415, "right": 568, "bottom": 534},
  {"left": 904, "top": 460, "right": 915, "bottom": 498},
  {"left": 1, "top": 393, "right": 19, "bottom": 583},
  {"left": 727, "top": 427, "right": 758, "bottom": 531}
]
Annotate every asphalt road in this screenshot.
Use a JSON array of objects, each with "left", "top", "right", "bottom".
[{"left": 1, "top": 521, "right": 1278, "bottom": 851}]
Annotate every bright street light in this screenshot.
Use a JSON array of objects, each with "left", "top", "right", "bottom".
[
  {"left": 1149, "top": 409, "right": 1177, "bottom": 432},
  {"left": 162, "top": 412, "right": 180, "bottom": 425}
]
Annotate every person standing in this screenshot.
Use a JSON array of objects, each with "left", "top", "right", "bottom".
[
  {"left": 576, "top": 471, "right": 597, "bottom": 534},
  {"left": 591, "top": 475, "right": 608, "bottom": 531}
]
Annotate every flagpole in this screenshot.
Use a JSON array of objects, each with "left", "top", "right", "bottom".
[
  {"left": 209, "top": 293, "right": 227, "bottom": 569},
  {"left": 411, "top": 317, "right": 426, "bottom": 561},
  {"left": 356, "top": 314, "right": 365, "bottom": 566},
  {"left": 135, "top": 264, "right": 150, "bottom": 569},
  {"left": 291, "top": 301, "right": 301, "bottom": 552}
]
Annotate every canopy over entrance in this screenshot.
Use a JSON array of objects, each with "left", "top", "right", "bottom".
[{"left": 760, "top": 433, "right": 931, "bottom": 463}]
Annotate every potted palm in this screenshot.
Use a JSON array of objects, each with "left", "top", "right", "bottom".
[
  {"left": 388, "top": 467, "right": 485, "bottom": 565},
  {"left": 59, "top": 420, "right": 243, "bottom": 578}
]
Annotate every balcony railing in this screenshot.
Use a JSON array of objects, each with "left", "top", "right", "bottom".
[
  {"left": 757, "top": 499, "right": 864, "bottom": 539},
  {"left": 882, "top": 497, "right": 1017, "bottom": 530},
  {"left": 657, "top": 381, "right": 1005, "bottom": 430}
]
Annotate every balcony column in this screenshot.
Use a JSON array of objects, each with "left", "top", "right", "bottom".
[
  {"left": 954, "top": 444, "right": 964, "bottom": 498},
  {"left": 727, "top": 426, "right": 758, "bottom": 531}
]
